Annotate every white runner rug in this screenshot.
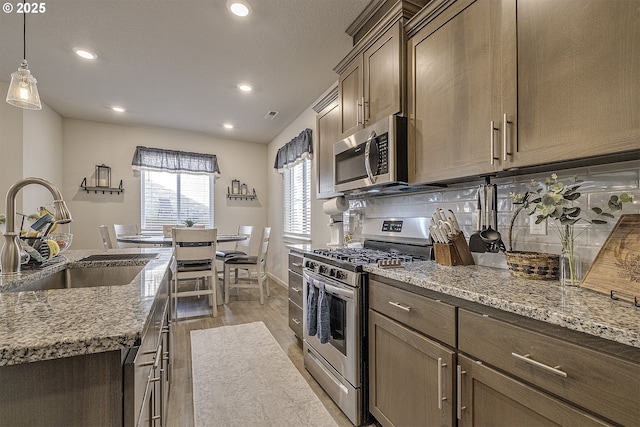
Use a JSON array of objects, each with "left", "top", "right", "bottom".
[{"left": 191, "top": 321, "right": 339, "bottom": 427}]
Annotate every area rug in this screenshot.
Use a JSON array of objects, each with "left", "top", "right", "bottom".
[{"left": 190, "top": 321, "right": 339, "bottom": 427}]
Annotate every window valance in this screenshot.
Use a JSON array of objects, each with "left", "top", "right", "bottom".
[
  {"left": 131, "top": 146, "right": 221, "bottom": 176},
  {"left": 274, "top": 128, "right": 313, "bottom": 173}
]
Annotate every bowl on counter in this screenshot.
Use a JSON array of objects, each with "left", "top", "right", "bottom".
[{"left": 46, "top": 233, "right": 73, "bottom": 255}]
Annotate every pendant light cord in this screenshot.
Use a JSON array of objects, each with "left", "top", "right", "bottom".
[{"left": 22, "top": 0, "right": 26, "bottom": 60}]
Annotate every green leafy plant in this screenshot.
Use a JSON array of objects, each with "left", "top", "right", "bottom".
[
  {"left": 184, "top": 219, "right": 195, "bottom": 227},
  {"left": 510, "top": 174, "right": 634, "bottom": 284},
  {"left": 0, "top": 214, "right": 5, "bottom": 225}
]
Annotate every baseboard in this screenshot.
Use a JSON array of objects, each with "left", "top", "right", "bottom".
[{"left": 267, "top": 272, "right": 287, "bottom": 289}]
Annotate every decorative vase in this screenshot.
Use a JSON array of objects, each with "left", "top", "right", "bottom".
[{"left": 560, "top": 236, "right": 581, "bottom": 286}]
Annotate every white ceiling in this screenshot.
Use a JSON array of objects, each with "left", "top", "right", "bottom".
[{"left": 0, "top": 0, "right": 371, "bottom": 144}]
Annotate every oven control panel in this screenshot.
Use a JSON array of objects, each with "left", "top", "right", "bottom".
[{"left": 303, "top": 258, "right": 359, "bottom": 288}]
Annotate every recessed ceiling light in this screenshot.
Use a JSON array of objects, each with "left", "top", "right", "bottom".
[
  {"left": 227, "top": 0, "right": 251, "bottom": 17},
  {"left": 72, "top": 47, "right": 98, "bottom": 60},
  {"left": 237, "top": 83, "right": 252, "bottom": 92},
  {"left": 223, "top": 123, "right": 234, "bottom": 129},
  {"left": 112, "top": 106, "right": 126, "bottom": 113}
]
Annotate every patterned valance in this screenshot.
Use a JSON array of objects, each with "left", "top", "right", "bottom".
[
  {"left": 274, "top": 128, "right": 313, "bottom": 173},
  {"left": 131, "top": 146, "right": 221, "bottom": 176}
]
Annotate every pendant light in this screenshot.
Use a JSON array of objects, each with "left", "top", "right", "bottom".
[{"left": 6, "top": 1, "right": 42, "bottom": 110}]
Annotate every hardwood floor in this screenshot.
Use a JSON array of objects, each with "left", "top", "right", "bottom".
[{"left": 165, "top": 280, "right": 354, "bottom": 427}]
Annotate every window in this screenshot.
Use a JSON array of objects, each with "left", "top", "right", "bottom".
[
  {"left": 141, "top": 170, "right": 214, "bottom": 231},
  {"left": 283, "top": 158, "right": 311, "bottom": 237}
]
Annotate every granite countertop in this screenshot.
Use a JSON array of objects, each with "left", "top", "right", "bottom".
[
  {"left": 364, "top": 261, "right": 640, "bottom": 348},
  {"left": 0, "top": 248, "right": 172, "bottom": 366}
]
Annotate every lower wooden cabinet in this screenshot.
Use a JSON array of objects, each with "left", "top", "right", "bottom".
[
  {"left": 288, "top": 251, "right": 304, "bottom": 339},
  {"left": 457, "top": 354, "right": 609, "bottom": 426},
  {"left": 369, "top": 309, "right": 455, "bottom": 427}
]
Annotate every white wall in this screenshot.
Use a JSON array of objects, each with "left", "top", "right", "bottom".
[
  {"left": 22, "top": 103, "right": 63, "bottom": 215},
  {"left": 0, "top": 84, "right": 62, "bottom": 232},
  {"left": 266, "top": 87, "right": 335, "bottom": 285},
  {"left": 62, "top": 119, "right": 268, "bottom": 250}
]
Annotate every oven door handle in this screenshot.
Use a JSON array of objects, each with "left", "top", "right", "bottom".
[
  {"left": 304, "top": 271, "right": 355, "bottom": 299},
  {"left": 364, "top": 130, "right": 377, "bottom": 184}
]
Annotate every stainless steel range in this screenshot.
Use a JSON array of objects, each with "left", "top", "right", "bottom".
[{"left": 302, "top": 218, "right": 432, "bottom": 426}]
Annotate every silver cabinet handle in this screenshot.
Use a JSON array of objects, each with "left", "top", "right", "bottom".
[
  {"left": 292, "top": 318, "right": 301, "bottom": 325},
  {"left": 356, "top": 100, "right": 363, "bottom": 126},
  {"left": 291, "top": 286, "right": 302, "bottom": 294},
  {"left": 490, "top": 121, "right": 499, "bottom": 164},
  {"left": 511, "top": 352, "right": 568, "bottom": 377},
  {"left": 363, "top": 98, "right": 369, "bottom": 125},
  {"left": 457, "top": 365, "right": 466, "bottom": 419},
  {"left": 437, "top": 358, "right": 447, "bottom": 410},
  {"left": 388, "top": 301, "right": 411, "bottom": 312},
  {"left": 503, "top": 113, "right": 512, "bottom": 161}
]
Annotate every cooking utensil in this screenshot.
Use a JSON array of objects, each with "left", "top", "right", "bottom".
[
  {"left": 469, "top": 187, "right": 486, "bottom": 253},
  {"left": 480, "top": 184, "right": 503, "bottom": 253}
]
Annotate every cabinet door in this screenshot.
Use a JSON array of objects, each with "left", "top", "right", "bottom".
[
  {"left": 315, "top": 99, "right": 342, "bottom": 199},
  {"left": 457, "top": 355, "right": 609, "bottom": 426},
  {"left": 503, "top": 0, "right": 640, "bottom": 168},
  {"left": 369, "top": 310, "right": 455, "bottom": 427},
  {"left": 364, "top": 21, "right": 403, "bottom": 126},
  {"left": 338, "top": 57, "right": 364, "bottom": 138},
  {"left": 408, "top": 0, "right": 503, "bottom": 184}
]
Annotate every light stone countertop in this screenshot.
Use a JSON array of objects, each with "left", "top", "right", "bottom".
[
  {"left": 0, "top": 248, "right": 172, "bottom": 366},
  {"left": 364, "top": 261, "right": 640, "bottom": 349}
]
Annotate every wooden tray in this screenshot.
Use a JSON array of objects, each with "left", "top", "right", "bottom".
[{"left": 581, "top": 214, "right": 640, "bottom": 306}]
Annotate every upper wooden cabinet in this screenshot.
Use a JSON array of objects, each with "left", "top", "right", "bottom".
[
  {"left": 335, "top": 1, "right": 426, "bottom": 139},
  {"left": 503, "top": 0, "right": 640, "bottom": 168},
  {"left": 408, "top": 0, "right": 502, "bottom": 184},
  {"left": 407, "top": 0, "right": 640, "bottom": 185},
  {"left": 314, "top": 90, "right": 342, "bottom": 199},
  {"left": 338, "top": 22, "right": 402, "bottom": 138}
]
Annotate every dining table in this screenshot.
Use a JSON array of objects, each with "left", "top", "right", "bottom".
[{"left": 116, "top": 233, "right": 247, "bottom": 247}]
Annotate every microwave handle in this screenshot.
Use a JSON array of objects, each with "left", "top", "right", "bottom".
[{"left": 364, "top": 130, "right": 377, "bottom": 184}]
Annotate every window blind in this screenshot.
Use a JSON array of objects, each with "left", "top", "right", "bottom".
[
  {"left": 141, "top": 170, "right": 214, "bottom": 231},
  {"left": 283, "top": 158, "right": 311, "bottom": 236}
]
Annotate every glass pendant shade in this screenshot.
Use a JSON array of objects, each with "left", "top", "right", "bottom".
[{"left": 6, "top": 59, "right": 41, "bottom": 110}]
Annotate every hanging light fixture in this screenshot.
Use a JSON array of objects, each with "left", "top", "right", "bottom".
[{"left": 6, "top": 1, "right": 42, "bottom": 110}]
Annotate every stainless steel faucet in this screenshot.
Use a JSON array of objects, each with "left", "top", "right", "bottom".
[{"left": 1, "top": 177, "right": 72, "bottom": 276}]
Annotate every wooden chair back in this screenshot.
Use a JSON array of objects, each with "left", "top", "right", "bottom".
[{"left": 99, "top": 225, "right": 115, "bottom": 249}]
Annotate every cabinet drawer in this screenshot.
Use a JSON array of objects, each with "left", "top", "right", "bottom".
[
  {"left": 288, "top": 300, "right": 303, "bottom": 338},
  {"left": 370, "top": 279, "right": 456, "bottom": 347},
  {"left": 288, "top": 252, "right": 304, "bottom": 275},
  {"left": 458, "top": 309, "right": 639, "bottom": 426},
  {"left": 288, "top": 270, "right": 303, "bottom": 307}
]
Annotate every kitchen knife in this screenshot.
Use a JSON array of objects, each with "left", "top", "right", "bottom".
[{"left": 447, "top": 210, "right": 461, "bottom": 233}]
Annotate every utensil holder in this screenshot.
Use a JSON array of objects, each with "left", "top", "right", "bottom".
[{"left": 434, "top": 232, "right": 475, "bottom": 266}]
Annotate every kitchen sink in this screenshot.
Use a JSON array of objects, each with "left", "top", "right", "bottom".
[{"left": 10, "top": 265, "right": 145, "bottom": 292}]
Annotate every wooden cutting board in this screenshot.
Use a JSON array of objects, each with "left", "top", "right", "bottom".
[{"left": 581, "top": 214, "right": 640, "bottom": 305}]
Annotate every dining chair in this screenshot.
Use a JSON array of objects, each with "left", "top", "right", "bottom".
[
  {"left": 113, "top": 223, "right": 140, "bottom": 248},
  {"left": 99, "top": 225, "right": 115, "bottom": 249},
  {"left": 223, "top": 227, "right": 271, "bottom": 304},
  {"left": 172, "top": 227, "right": 219, "bottom": 319},
  {"left": 216, "top": 225, "right": 253, "bottom": 283}
]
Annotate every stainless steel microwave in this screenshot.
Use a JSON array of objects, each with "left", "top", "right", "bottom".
[{"left": 333, "top": 115, "right": 408, "bottom": 193}]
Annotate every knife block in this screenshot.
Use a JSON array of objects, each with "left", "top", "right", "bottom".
[{"left": 434, "top": 232, "right": 475, "bottom": 266}]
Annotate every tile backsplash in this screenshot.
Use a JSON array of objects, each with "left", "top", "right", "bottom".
[{"left": 347, "top": 160, "right": 640, "bottom": 270}]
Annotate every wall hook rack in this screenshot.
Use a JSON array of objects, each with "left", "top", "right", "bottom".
[
  {"left": 227, "top": 179, "right": 256, "bottom": 200},
  {"left": 80, "top": 177, "right": 124, "bottom": 194}
]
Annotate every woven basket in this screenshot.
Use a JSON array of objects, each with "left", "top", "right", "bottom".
[{"left": 505, "top": 251, "right": 560, "bottom": 280}]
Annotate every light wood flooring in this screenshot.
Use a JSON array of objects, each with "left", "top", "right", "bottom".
[{"left": 165, "top": 280, "right": 354, "bottom": 427}]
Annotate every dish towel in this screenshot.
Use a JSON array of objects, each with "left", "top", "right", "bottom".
[
  {"left": 317, "top": 280, "right": 331, "bottom": 344},
  {"left": 307, "top": 278, "right": 318, "bottom": 336}
]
